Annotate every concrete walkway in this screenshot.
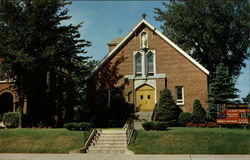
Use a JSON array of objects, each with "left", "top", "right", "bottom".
[{"left": 0, "top": 154, "right": 249, "bottom": 160}]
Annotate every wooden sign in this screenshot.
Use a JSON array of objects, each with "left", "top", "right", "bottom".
[{"left": 216, "top": 104, "right": 248, "bottom": 124}]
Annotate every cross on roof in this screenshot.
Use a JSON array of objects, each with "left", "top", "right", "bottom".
[{"left": 142, "top": 13, "right": 147, "bottom": 19}]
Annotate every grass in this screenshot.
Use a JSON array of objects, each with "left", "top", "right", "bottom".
[
  {"left": 129, "top": 127, "right": 250, "bottom": 154},
  {"left": 0, "top": 128, "right": 86, "bottom": 153}
]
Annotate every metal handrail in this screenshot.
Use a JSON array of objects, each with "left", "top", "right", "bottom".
[
  {"left": 84, "top": 129, "right": 97, "bottom": 149},
  {"left": 124, "top": 116, "right": 134, "bottom": 145}
]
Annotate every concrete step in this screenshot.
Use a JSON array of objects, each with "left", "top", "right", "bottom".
[
  {"left": 101, "top": 129, "right": 125, "bottom": 133},
  {"left": 94, "top": 141, "right": 126, "bottom": 145},
  {"left": 88, "top": 149, "right": 127, "bottom": 154},
  {"left": 89, "top": 146, "right": 126, "bottom": 150},
  {"left": 99, "top": 134, "right": 126, "bottom": 138},
  {"left": 92, "top": 143, "right": 126, "bottom": 147},
  {"left": 98, "top": 137, "right": 126, "bottom": 140},
  {"left": 134, "top": 120, "right": 145, "bottom": 130}
]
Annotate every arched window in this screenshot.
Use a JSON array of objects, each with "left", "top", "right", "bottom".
[
  {"left": 135, "top": 53, "right": 142, "bottom": 76},
  {"left": 146, "top": 51, "right": 154, "bottom": 76}
]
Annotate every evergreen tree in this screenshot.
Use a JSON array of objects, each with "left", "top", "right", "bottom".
[
  {"left": 242, "top": 93, "right": 250, "bottom": 104},
  {"left": 155, "top": 0, "right": 249, "bottom": 78},
  {"left": 208, "top": 64, "right": 239, "bottom": 104},
  {"left": 208, "top": 64, "right": 239, "bottom": 119},
  {"left": 192, "top": 99, "right": 206, "bottom": 124},
  {"left": 155, "top": 88, "right": 181, "bottom": 125},
  {"left": 0, "top": 0, "right": 91, "bottom": 126}
]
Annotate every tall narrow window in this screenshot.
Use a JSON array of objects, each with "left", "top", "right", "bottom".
[
  {"left": 107, "top": 90, "right": 111, "bottom": 105},
  {"left": 46, "top": 71, "right": 50, "bottom": 92},
  {"left": 146, "top": 52, "right": 154, "bottom": 76},
  {"left": 176, "top": 86, "right": 184, "bottom": 105},
  {"left": 62, "top": 92, "right": 67, "bottom": 100},
  {"left": 135, "top": 53, "right": 142, "bottom": 76},
  {"left": 56, "top": 75, "right": 59, "bottom": 86}
]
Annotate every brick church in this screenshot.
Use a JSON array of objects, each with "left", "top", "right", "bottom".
[{"left": 87, "top": 18, "right": 209, "bottom": 122}]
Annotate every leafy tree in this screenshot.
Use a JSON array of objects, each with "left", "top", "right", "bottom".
[
  {"left": 155, "top": 88, "right": 181, "bottom": 125},
  {"left": 242, "top": 93, "right": 250, "bottom": 104},
  {"left": 155, "top": 0, "right": 249, "bottom": 77},
  {"left": 208, "top": 64, "right": 239, "bottom": 119},
  {"left": 0, "top": 0, "right": 91, "bottom": 127},
  {"left": 192, "top": 99, "right": 206, "bottom": 124}
]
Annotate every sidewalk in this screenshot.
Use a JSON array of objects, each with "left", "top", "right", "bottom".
[{"left": 0, "top": 153, "right": 250, "bottom": 160}]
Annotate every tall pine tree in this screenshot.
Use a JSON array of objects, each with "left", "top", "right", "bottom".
[
  {"left": 208, "top": 64, "right": 239, "bottom": 119},
  {"left": 208, "top": 64, "right": 239, "bottom": 104}
]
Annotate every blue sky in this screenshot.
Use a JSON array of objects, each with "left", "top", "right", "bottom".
[{"left": 63, "top": 1, "right": 249, "bottom": 100}]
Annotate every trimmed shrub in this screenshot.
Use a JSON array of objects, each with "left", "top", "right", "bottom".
[
  {"left": 155, "top": 89, "right": 182, "bottom": 126},
  {"left": 142, "top": 121, "right": 169, "bottom": 130},
  {"left": 178, "top": 112, "right": 192, "bottom": 126},
  {"left": 3, "top": 112, "right": 19, "bottom": 128},
  {"left": 64, "top": 122, "right": 94, "bottom": 131},
  {"left": 192, "top": 99, "right": 207, "bottom": 124}
]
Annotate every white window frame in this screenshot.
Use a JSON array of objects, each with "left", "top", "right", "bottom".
[
  {"left": 134, "top": 52, "right": 143, "bottom": 76},
  {"left": 176, "top": 86, "right": 184, "bottom": 105},
  {"left": 146, "top": 50, "right": 156, "bottom": 76}
]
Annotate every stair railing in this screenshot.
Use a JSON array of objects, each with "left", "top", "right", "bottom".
[
  {"left": 123, "top": 115, "right": 134, "bottom": 145},
  {"left": 83, "top": 129, "right": 97, "bottom": 152}
]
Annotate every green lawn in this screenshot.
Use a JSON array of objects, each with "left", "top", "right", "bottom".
[
  {"left": 0, "top": 128, "right": 85, "bottom": 153},
  {"left": 129, "top": 127, "right": 250, "bottom": 154}
]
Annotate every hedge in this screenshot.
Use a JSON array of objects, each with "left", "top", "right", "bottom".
[
  {"left": 178, "top": 112, "right": 192, "bottom": 126},
  {"left": 64, "top": 122, "right": 94, "bottom": 131},
  {"left": 142, "top": 121, "right": 169, "bottom": 131},
  {"left": 3, "top": 112, "right": 19, "bottom": 128}
]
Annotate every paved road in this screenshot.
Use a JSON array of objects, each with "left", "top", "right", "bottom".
[{"left": 0, "top": 154, "right": 250, "bottom": 160}]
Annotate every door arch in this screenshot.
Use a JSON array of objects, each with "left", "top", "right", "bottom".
[
  {"left": 0, "top": 92, "right": 14, "bottom": 117},
  {"left": 136, "top": 85, "right": 155, "bottom": 111}
]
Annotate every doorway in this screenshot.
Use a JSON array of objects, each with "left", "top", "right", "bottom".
[{"left": 136, "top": 85, "right": 155, "bottom": 111}]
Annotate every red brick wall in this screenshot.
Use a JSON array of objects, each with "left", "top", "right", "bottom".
[{"left": 91, "top": 24, "right": 208, "bottom": 113}]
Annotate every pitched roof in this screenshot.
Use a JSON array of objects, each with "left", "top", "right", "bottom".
[
  {"left": 107, "top": 37, "right": 124, "bottom": 46},
  {"left": 87, "top": 19, "right": 209, "bottom": 79}
]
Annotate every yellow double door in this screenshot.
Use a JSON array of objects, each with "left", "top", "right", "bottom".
[{"left": 136, "top": 85, "right": 155, "bottom": 111}]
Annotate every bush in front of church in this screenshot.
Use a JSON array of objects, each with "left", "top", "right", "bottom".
[
  {"left": 178, "top": 112, "right": 193, "bottom": 126},
  {"left": 2, "top": 112, "right": 20, "bottom": 128},
  {"left": 155, "top": 89, "right": 182, "bottom": 126},
  {"left": 142, "top": 121, "right": 169, "bottom": 130},
  {"left": 192, "top": 99, "right": 207, "bottom": 124}
]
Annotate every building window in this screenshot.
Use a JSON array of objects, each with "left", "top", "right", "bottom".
[
  {"left": 56, "top": 75, "right": 59, "bottom": 86},
  {"left": 107, "top": 90, "right": 111, "bottom": 105},
  {"left": 63, "top": 77, "right": 67, "bottom": 84},
  {"left": 46, "top": 71, "right": 50, "bottom": 92},
  {"left": 146, "top": 51, "right": 154, "bottom": 76},
  {"left": 128, "top": 92, "right": 132, "bottom": 103},
  {"left": 176, "top": 86, "right": 184, "bottom": 105},
  {"left": 62, "top": 92, "right": 67, "bottom": 100},
  {"left": 135, "top": 53, "right": 142, "bottom": 76}
]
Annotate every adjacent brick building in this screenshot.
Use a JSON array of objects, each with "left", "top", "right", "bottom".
[
  {"left": 88, "top": 19, "right": 209, "bottom": 121},
  {"left": 0, "top": 69, "right": 74, "bottom": 127}
]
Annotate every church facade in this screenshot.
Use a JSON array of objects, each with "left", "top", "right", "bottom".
[{"left": 87, "top": 19, "right": 209, "bottom": 117}]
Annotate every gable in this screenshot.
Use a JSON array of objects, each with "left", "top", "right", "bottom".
[{"left": 87, "top": 19, "right": 209, "bottom": 79}]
